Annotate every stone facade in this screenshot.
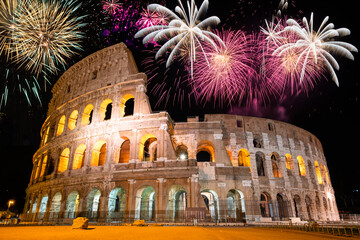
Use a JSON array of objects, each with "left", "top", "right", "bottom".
[{"left": 23, "top": 43, "right": 339, "bottom": 223}]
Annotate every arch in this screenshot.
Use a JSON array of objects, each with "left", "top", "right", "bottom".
[
  {"left": 320, "top": 164, "right": 326, "bottom": 183},
  {"left": 314, "top": 161, "right": 323, "bottom": 184},
  {"left": 297, "top": 156, "right": 306, "bottom": 176},
  {"left": 275, "top": 193, "right": 289, "bottom": 219},
  {"left": 31, "top": 197, "right": 38, "bottom": 214},
  {"left": 139, "top": 134, "right": 157, "bottom": 162},
  {"left": 305, "top": 195, "right": 313, "bottom": 220},
  {"left": 135, "top": 186, "right": 156, "bottom": 221},
  {"left": 255, "top": 152, "right": 265, "bottom": 176},
  {"left": 201, "top": 189, "right": 219, "bottom": 221},
  {"left": 39, "top": 155, "right": 48, "bottom": 177},
  {"left": 120, "top": 94, "right": 135, "bottom": 117},
  {"left": 91, "top": 140, "right": 107, "bottom": 167},
  {"left": 293, "top": 195, "right": 301, "bottom": 218},
  {"left": 227, "top": 189, "right": 246, "bottom": 222},
  {"left": 65, "top": 191, "right": 80, "bottom": 218},
  {"left": 271, "top": 153, "right": 282, "bottom": 178},
  {"left": 58, "top": 148, "right": 70, "bottom": 173},
  {"left": 196, "top": 141, "right": 215, "bottom": 162},
  {"left": 49, "top": 192, "right": 62, "bottom": 220},
  {"left": 166, "top": 185, "right": 187, "bottom": 221},
  {"left": 285, "top": 153, "right": 293, "bottom": 170},
  {"left": 73, "top": 144, "right": 86, "bottom": 170},
  {"left": 42, "top": 125, "right": 50, "bottom": 145},
  {"left": 175, "top": 145, "right": 188, "bottom": 161},
  {"left": 238, "top": 149, "right": 251, "bottom": 169},
  {"left": 99, "top": 99, "right": 113, "bottom": 121},
  {"left": 56, "top": 115, "right": 66, "bottom": 136},
  {"left": 68, "top": 110, "right": 78, "bottom": 130},
  {"left": 260, "top": 192, "right": 273, "bottom": 218},
  {"left": 324, "top": 165, "right": 330, "bottom": 184},
  {"left": 108, "top": 187, "right": 126, "bottom": 221},
  {"left": 82, "top": 104, "right": 94, "bottom": 126},
  {"left": 38, "top": 194, "right": 49, "bottom": 220},
  {"left": 86, "top": 188, "right": 101, "bottom": 219},
  {"left": 119, "top": 138, "right": 130, "bottom": 163}
]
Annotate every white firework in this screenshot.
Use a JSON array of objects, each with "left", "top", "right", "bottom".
[
  {"left": 135, "top": 0, "right": 224, "bottom": 74},
  {"left": 273, "top": 12, "right": 358, "bottom": 86}
]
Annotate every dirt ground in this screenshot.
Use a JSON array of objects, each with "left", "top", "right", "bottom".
[{"left": 0, "top": 226, "right": 349, "bottom": 240}]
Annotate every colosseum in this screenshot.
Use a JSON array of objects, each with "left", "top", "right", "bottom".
[{"left": 23, "top": 43, "right": 339, "bottom": 224}]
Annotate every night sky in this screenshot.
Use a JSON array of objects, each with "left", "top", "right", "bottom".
[{"left": 0, "top": 0, "right": 359, "bottom": 214}]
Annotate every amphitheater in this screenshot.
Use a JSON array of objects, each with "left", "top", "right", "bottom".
[{"left": 23, "top": 43, "right": 339, "bottom": 224}]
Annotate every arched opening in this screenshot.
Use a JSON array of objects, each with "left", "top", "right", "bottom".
[
  {"left": 275, "top": 194, "right": 289, "bottom": 220},
  {"left": 305, "top": 195, "right": 313, "bottom": 220},
  {"left": 238, "top": 149, "right": 251, "bottom": 169},
  {"left": 285, "top": 154, "right": 293, "bottom": 171},
  {"left": 135, "top": 186, "right": 156, "bottom": 221},
  {"left": 314, "top": 161, "right": 323, "bottom": 184},
  {"left": 100, "top": 99, "right": 113, "bottom": 121},
  {"left": 297, "top": 156, "right": 306, "bottom": 176},
  {"left": 324, "top": 165, "right": 330, "bottom": 184},
  {"left": 108, "top": 188, "right": 126, "bottom": 221},
  {"left": 256, "top": 152, "right": 266, "bottom": 176},
  {"left": 271, "top": 153, "right": 282, "bottom": 178},
  {"left": 201, "top": 189, "right": 219, "bottom": 221},
  {"left": 82, "top": 104, "right": 94, "bottom": 126},
  {"left": 73, "top": 144, "right": 86, "bottom": 170},
  {"left": 68, "top": 110, "right": 78, "bottom": 130},
  {"left": 260, "top": 192, "right": 273, "bottom": 218},
  {"left": 166, "top": 185, "right": 187, "bottom": 221},
  {"left": 65, "top": 191, "right": 80, "bottom": 218},
  {"left": 196, "top": 141, "right": 215, "bottom": 162},
  {"left": 39, "top": 155, "right": 48, "bottom": 177},
  {"left": 320, "top": 164, "right": 326, "bottom": 183},
  {"left": 58, "top": 148, "right": 70, "bottom": 173},
  {"left": 42, "top": 126, "right": 50, "bottom": 145},
  {"left": 120, "top": 94, "right": 135, "bottom": 117},
  {"left": 175, "top": 145, "right": 188, "bottom": 161},
  {"left": 31, "top": 197, "right": 38, "bottom": 214},
  {"left": 49, "top": 192, "right": 61, "bottom": 220},
  {"left": 56, "top": 115, "right": 66, "bottom": 136},
  {"left": 91, "top": 140, "right": 106, "bottom": 167},
  {"left": 293, "top": 195, "right": 301, "bottom": 218},
  {"left": 38, "top": 194, "right": 48, "bottom": 220},
  {"left": 227, "top": 189, "right": 246, "bottom": 222},
  {"left": 139, "top": 134, "right": 157, "bottom": 162},
  {"left": 86, "top": 189, "right": 101, "bottom": 219},
  {"left": 119, "top": 138, "right": 130, "bottom": 163}
]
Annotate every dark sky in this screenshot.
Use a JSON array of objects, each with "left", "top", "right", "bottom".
[{"left": 0, "top": 0, "right": 359, "bottom": 213}]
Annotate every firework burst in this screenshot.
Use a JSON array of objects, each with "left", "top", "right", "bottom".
[
  {"left": 191, "top": 29, "right": 256, "bottom": 105},
  {"left": 12, "top": 0, "right": 85, "bottom": 76},
  {"left": 102, "top": 0, "right": 122, "bottom": 15}
]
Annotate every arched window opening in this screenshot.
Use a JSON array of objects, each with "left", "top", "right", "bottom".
[
  {"left": 38, "top": 195, "right": 48, "bottom": 220},
  {"left": 276, "top": 194, "right": 289, "bottom": 219},
  {"left": 68, "top": 110, "right": 78, "bottom": 130},
  {"left": 39, "top": 155, "right": 48, "bottom": 177},
  {"left": 314, "top": 161, "right": 323, "bottom": 184},
  {"left": 135, "top": 186, "right": 156, "bottom": 221},
  {"left": 256, "top": 152, "right": 265, "bottom": 176},
  {"left": 108, "top": 188, "right": 126, "bottom": 221},
  {"left": 305, "top": 195, "right": 313, "bottom": 220},
  {"left": 175, "top": 145, "right": 188, "bottom": 161},
  {"left": 196, "top": 141, "right": 215, "bottom": 162},
  {"left": 49, "top": 192, "right": 61, "bottom": 220},
  {"left": 253, "top": 137, "right": 262, "bottom": 148},
  {"left": 320, "top": 164, "right": 326, "bottom": 183},
  {"left": 271, "top": 153, "right": 282, "bottom": 178},
  {"left": 58, "top": 148, "right": 70, "bottom": 173},
  {"left": 86, "top": 189, "right": 101, "bottom": 219},
  {"left": 91, "top": 141, "right": 106, "bottom": 167},
  {"left": 82, "top": 104, "right": 94, "bottom": 126},
  {"left": 285, "top": 154, "right": 293, "bottom": 170},
  {"left": 119, "top": 139, "right": 130, "bottom": 163},
  {"left": 120, "top": 94, "right": 135, "bottom": 117},
  {"left": 65, "top": 191, "right": 79, "bottom": 219},
  {"left": 139, "top": 134, "right": 157, "bottom": 162},
  {"left": 293, "top": 195, "right": 301, "bottom": 218},
  {"left": 297, "top": 156, "right": 306, "bottom": 176},
  {"left": 324, "top": 166, "right": 330, "bottom": 184},
  {"left": 227, "top": 189, "right": 246, "bottom": 222},
  {"left": 34, "top": 158, "right": 41, "bottom": 179},
  {"left": 73, "top": 144, "right": 86, "bottom": 170},
  {"left": 201, "top": 190, "right": 219, "bottom": 221},
  {"left": 100, "top": 99, "right": 113, "bottom": 121},
  {"left": 42, "top": 126, "right": 50, "bottom": 145},
  {"left": 167, "top": 185, "right": 187, "bottom": 221},
  {"left": 260, "top": 192, "right": 273, "bottom": 218},
  {"left": 56, "top": 115, "right": 66, "bottom": 136},
  {"left": 238, "top": 149, "right": 251, "bottom": 170}
]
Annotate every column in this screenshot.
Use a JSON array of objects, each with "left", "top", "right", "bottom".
[
  {"left": 156, "top": 178, "right": 166, "bottom": 221},
  {"left": 126, "top": 179, "right": 136, "bottom": 221}
]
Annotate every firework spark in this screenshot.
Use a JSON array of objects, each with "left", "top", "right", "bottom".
[
  {"left": 135, "top": 0, "right": 224, "bottom": 74},
  {"left": 12, "top": 0, "right": 85, "bottom": 76},
  {"left": 136, "top": 8, "right": 168, "bottom": 29},
  {"left": 102, "top": 0, "right": 122, "bottom": 15},
  {"left": 273, "top": 13, "right": 358, "bottom": 86},
  {"left": 191, "top": 29, "right": 256, "bottom": 105}
]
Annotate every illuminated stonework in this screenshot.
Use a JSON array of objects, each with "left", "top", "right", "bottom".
[{"left": 23, "top": 43, "right": 339, "bottom": 223}]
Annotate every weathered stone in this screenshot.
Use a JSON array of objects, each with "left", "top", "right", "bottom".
[
  {"left": 72, "top": 217, "right": 88, "bottom": 229},
  {"left": 132, "top": 220, "right": 146, "bottom": 226}
]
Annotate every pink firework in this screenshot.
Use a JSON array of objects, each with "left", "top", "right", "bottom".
[
  {"left": 261, "top": 18, "right": 327, "bottom": 94},
  {"left": 191, "top": 29, "right": 257, "bottom": 105},
  {"left": 102, "top": 0, "right": 122, "bottom": 15},
  {"left": 136, "top": 8, "right": 168, "bottom": 29}
]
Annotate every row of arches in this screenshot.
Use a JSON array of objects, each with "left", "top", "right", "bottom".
[{"left": 41, "top": 95, "right": 135, "bottom": 146}]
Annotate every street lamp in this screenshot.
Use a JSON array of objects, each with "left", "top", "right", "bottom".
[{"left": 7, "top": 200, "right": 14, "bottom": 211}]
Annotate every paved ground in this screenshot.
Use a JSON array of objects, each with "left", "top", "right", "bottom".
[{"left": 0, "top": 226, "right": 352, "bottom": 240}]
